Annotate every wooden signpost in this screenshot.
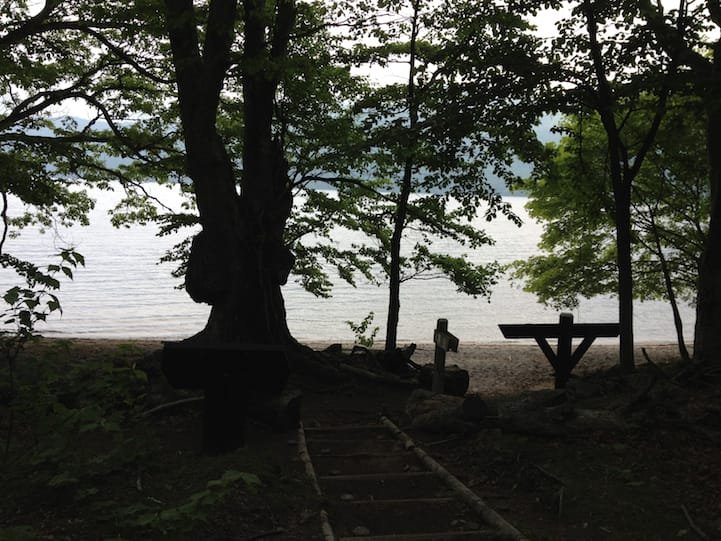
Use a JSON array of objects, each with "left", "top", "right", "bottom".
[
  {"left": 499, "top": 313, "right": 619, "bottom": 388},
  {"left": 433, "top": 318, "right": 459, "bottom": 393}
]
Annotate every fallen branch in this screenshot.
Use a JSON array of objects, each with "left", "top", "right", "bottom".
[
  {"left": 681, "top": 504, "right": 710, "bottom": 540},
  {"left": 641, "top": 348, "right": 680, "bottom": 385},
  {"left": 381, "top": 415, "right": 530, "bottom": 541},
  {"left": 297, "top": 423, "right": 322, "bottom": 497},
  {"left": 533, "top": 464, "right": 566, "bottom": 486},
  {"left": 141, "top": 396, "right": 202, "bottom": 417},
  {"left": 338, "top": 362, "right": 418, "bottom": 388},
  {"left": 245, "top": 528, "right": 286, "bottom": 541},
  {"left": 424, "top": 435, "right": 462, "bottom": 447},
  {"left": 297, "top": 424, "right": 336, "bottom": 541}
]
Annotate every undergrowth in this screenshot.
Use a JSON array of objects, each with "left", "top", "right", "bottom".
[{"left": 0, "top": 341, "right": 268, "bottom": 540}]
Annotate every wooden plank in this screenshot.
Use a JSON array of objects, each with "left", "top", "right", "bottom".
[
  {"left": 534, "top": 337, "right": 560, "bottom": 373},
  {"left": 569, "top": 336, "right": 597, "bottom": 371},
  {"left": 341, "top": 497, "right": 457, "bottom": 506},
  {"left": 434, "top": 331, "right": 460, "bottom": 352},
  {"left": 498, "top": 322, "right": 619, "bottom": 339},
  {"left": 317, "top": 471, "right": 436, "bottom": 482},
  {"left": 338, "top": 532, "right": 506, "bottom": 541}
]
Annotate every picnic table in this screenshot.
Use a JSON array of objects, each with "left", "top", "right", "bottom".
[
  {"left": 498, "top": 313, "right": 619, "bottom": 388},
  {"left": 162, "top": 342, "right": 288, "bottom": 453}
]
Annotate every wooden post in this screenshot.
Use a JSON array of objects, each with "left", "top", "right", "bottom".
[
  {"left": 556, "top": 312, "right": 574, "bottom": 389},
  {"left": 433, "top": 319, "right": 448, "bottom": 393},
  {"left": 432, "top": 319, "right": 459, "bottom": 394}
]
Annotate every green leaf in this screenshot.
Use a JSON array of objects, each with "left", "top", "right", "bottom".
[{"left": 3, "top": 287, "right": 20, "bottom": 305}]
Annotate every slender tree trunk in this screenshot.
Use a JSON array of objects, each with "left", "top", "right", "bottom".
[
  {"left": 613, "top": 172, "right": 636, "bottom": 372},
  {"left": 584, "top": 0, "right": 635, "bottom": 371},
  {"left": 647, "top": 207, "right": 691, "bottom": 362},
  {"left": 166, "top": 0, "right": 295, "bottom": 345},
  {"left": 386, "top": 164, "right": 412, "bottom": 351},
  {"left": 385, "top": 0, "right": 420, "bottom": 351},
  {"left": 694, "top": 99, "right": 721, "bottom": 363}
]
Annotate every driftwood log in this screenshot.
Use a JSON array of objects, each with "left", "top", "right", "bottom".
[
  {"left": 418, "top": 364, "right": 469, "bottom": 396},
  {"left": 406, "top": 389, "right": 489, "bottom": 433}
]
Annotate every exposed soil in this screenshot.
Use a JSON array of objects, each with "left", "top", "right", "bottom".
[{"left": 1, "top": 338, "right": 720, "bottom": 540}]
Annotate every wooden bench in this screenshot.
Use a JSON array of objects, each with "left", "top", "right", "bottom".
[
  {"left": 161, "top": 342, "right": 289, "bottom": 453},
  {"left": 498, "top": 313, "right": 619, "bottom": 389}
]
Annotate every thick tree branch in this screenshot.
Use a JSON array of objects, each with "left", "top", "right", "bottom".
[
  {"left": 203, "top": 0, "right": 239, "bottom": 108},
  {"left": 0, "top": 0, "right": 62, "bottom": 47},
  {"left": 0, "top": 78, "right": 100, "bottom": 130},
  {"left": 164, "top": 0, "right": 205, "bottom": 100},
  {"left": 639, "top": 0, "right": 712, "bottom": 76},
  {"left": 271, "top": 0, "right": 296, "bottom": 63},
  {"left": 80, "top": 27, "right": 174, "bottom": 85},
  {"left": 708, "top": 0, "right": 721, "bottom": 28}
]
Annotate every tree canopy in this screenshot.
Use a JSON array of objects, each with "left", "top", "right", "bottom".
[{"left": 2, "top": 0, "right": 719, "bottom": 367}]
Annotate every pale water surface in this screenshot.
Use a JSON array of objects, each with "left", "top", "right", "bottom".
[{"left": 0, "top": 184, "right": 695, "bottom": 344}]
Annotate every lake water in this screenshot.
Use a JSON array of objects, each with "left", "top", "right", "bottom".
[{"left": 0, "top": 184, "right": 694, "bottom": 344}]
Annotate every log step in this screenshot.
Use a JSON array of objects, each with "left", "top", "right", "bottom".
[
  {"left": 319, "top": 471, "right": 451, "bottom": 500},
  {"left": 307, "top": 437, "right": 404, "bottom": 454},
  {"left": 312, "top": 451, "right": 424, "bottom": 475},
  {"left": 304, "top": 424, "right": 389, "bottom": 439},
  {"left": 338, "top": 531, "right": 511, "bottom": 541},
  {"left": 330, "top": 496, "right": 484, "bottom": 537}
]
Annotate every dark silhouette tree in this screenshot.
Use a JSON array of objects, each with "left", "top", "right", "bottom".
[
  {"left": 513, "top": 99, "right": 708, "bottom": 363},
  {"left": 164, "top": 0, "right": 297, "bottom": 345},
  {"left": 539, "top": 0, "right": 681, "bottom": 372},
  {"left": 640, "top": 0, "right": 721, "bottom": 364}
]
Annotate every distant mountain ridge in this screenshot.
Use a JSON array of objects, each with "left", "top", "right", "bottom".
[{"left": 33, "top": 115, "right": 560, "bottom": 195}]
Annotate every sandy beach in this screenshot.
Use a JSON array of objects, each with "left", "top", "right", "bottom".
[
  {"left": 33, "top": 337, "right": 684, "bottom": 398},
  {"left": 307, "top": 340, "right": 684, "bottom": 396}
]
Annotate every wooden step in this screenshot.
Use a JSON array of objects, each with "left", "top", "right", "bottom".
[
  {"left": 313, "top": 451, "right": 424, "bottom": 475},
  {"left": 319, "top": 471, "right": 450, "bottom": 500},
  {"left": 330, "top": 496, "right": 484, "bottom": 537},
  {"left": 304, "top": 424, "right": 390, "bottom": 440},
  {"left": 307, "top": 437, "right": 404, "bottom": 455},
  {"left": 337, "top": 531, "right": 512, "bottom": 541},
  {"left": 338, "top": 532, "right": 514, "bottom": 541}
]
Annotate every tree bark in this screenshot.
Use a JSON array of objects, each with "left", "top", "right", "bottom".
[
  {"left": 638, "top": 0, "right": 721, "bottom": 365},
  {"left": 385, "top": 0, "right": 420, "bottom": 351},
  {"left": 583, "top": 0, "right": 635, "bottom": 371},
  {"left": 647, "top": 206, "right": 691, "bottom": 362},
  {"left": 165, "top": 0, "right": 296, "bottom": 345},
  {"left": 694, "top": 98, "right": 721, "bottom": 363}
]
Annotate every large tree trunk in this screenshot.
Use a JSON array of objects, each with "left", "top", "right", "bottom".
[
  {"left": 166, "top": 0, "right": 295, "bottom": 346},
  {"left": 694, "top": 100, "right": 721, "bottom": 363}
]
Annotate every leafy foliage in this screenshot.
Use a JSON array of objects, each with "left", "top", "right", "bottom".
[
  {"left": 0, "top": 342, "right": 266, "bottom": 539},
  {"left": 346, "top": 311, "right": 380, "bottom": 347},
  {"left": 512, "top": 99, "right": 708, "bottom": 310}
]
